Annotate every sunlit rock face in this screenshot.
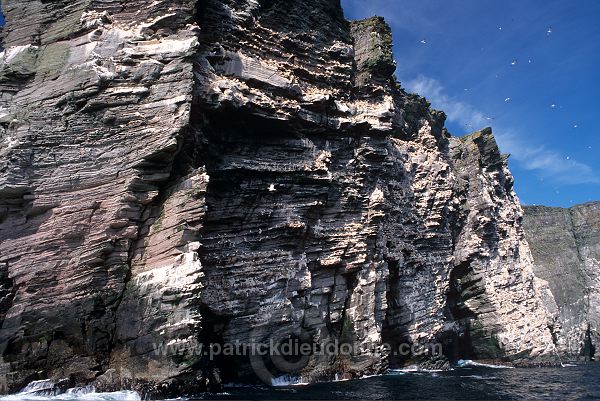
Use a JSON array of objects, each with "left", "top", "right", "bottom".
[
  {"left": 523, "top": 202, "right": 600, "bottom": 361},
  {"left": 0, "top": 0, "right": 564, "bottom": 395}
]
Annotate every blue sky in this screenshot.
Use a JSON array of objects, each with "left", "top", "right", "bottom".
[{"left": 342, "top": 0, "right": 600, "bottom": 207}]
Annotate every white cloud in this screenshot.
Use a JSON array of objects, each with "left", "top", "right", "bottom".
[
  {"left": 404, "top": 75, "right": 600, "bottom": 185},
  {"left": 405, "top": 75, "right": 488, "bottom": 131}
]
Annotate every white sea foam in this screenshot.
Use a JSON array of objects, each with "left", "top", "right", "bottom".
[
  {"left": 0, "top": 381, "right": 141, "bottom": 401},
  {"left": 270, "top": 376, "right": 309, "bottom": 387},
  {"left": 388, "top": 366, "right": 445, "bottom": 374},
  {"left": 456, "top": 359, "right": 515, "bottom": 369},
  {"left": 358, "top": 374, "right": 379, "bottom": 380}
]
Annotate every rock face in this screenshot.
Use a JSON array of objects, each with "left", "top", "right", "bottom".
[
  {"left": 523, "top": 203, "right": 600, "bottom": 361},
  {"left": 0, "top": 0, "right": 202, "bottom": 393},
  {"left": 0, "top": 0, "right": 564, "bottom": 395}
]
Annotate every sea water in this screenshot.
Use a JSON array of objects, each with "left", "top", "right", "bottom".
[{"left": 2, "top": 363, "right": 599, "bottom": 400}]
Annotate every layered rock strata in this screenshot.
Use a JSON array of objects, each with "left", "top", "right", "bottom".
[
  {"left": 523, "top": 203, "right": 599, "bottom": 361},
  {"left": 0, "top": 0, "right": 563, "bottom": 395}
]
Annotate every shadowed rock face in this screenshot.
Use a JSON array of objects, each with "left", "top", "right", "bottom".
[
  {"left": 0, "top": 0, "right": 201, "bottom": 394},
  {"left": 523, "top": 203, "right": 600, "bottom": 361},
  {"left": 0, "top": 0, "right": 565, "bottom": 395}
]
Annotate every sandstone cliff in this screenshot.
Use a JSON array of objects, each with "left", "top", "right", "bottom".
[
  {"left": 523, "top": 202, "right": 599, "bottom": 361},
  {"left": 0, "top": 0, "right": 562, "bottom": 395}
]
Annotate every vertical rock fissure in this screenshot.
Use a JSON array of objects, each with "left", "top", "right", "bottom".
[
  {"left": 582, "top": 324, "right": 596, "bottom": 361},
  {"left": 381, "top": 259, "right": 403, "bottom": 367},
  {"left": 443, "top": 262, "right": 477, "bottom": 362},
  {"left": 336, "top": 270, "right": 358, "bottom": 344}
]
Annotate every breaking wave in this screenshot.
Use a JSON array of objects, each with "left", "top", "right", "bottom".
[
  {"left": 456, "top": 359, "right": 515, "bottom": 369},
  {"left": 270, "top": 375, "right": 309, "bottom": 387},
  {"left": 0, "top": 380, "right": 141, "bottom": 401},
  {"left": 388, "top": 366, "right": 445, "bottom": 374}
]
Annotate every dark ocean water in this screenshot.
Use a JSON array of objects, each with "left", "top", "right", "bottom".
[
  {"left": 2, "top": 362, "right": 599, "bottom": 401},
  {"left": 203, "top": 362, "right": 600, "bottom": 401}
]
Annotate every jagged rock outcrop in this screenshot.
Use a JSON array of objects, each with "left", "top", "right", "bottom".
[
  {"left": 0, "top": 0, "right": 563, "bottom": 395},
  {"left": 523, "top": 202, "right": 599, "bottom": 361}
]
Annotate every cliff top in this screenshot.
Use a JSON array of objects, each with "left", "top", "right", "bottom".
[{"left": 523, "top": 201, "right": 600, "bottom": 211}]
